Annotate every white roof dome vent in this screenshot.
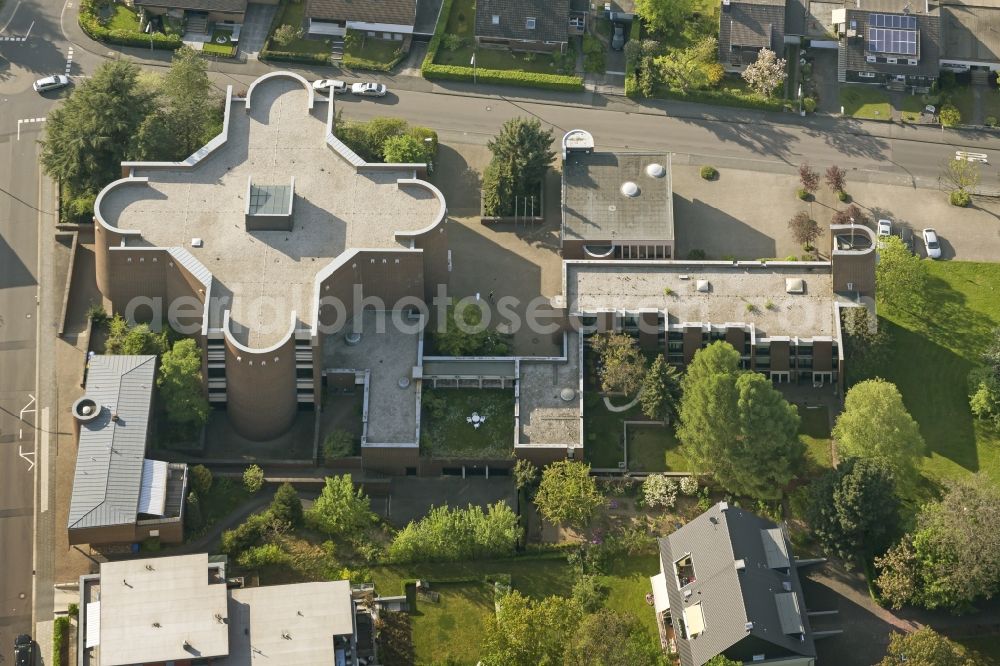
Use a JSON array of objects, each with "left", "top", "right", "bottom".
[
  {"left": 621, "top": 181, "right": 640, "bottom": 197},
  {"left": 646, "top": 163, "right": 666, "bottom": 178}
]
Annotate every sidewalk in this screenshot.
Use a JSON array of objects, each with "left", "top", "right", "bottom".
[{"left": 60, "top": 6, "right": 1000, "bottom": 155}]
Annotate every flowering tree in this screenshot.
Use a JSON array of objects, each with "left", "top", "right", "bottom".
[
  {"left": 642, "top": 474, "right": 679, "bottom": 509},
  {"left": 742, "top": 48, "right": 787, "bottom": 96}
]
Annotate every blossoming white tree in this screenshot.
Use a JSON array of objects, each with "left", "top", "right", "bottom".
[{"left": 742, "top": 48, "right": 787, "bottom": 96}]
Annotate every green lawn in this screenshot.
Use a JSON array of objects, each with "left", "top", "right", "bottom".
[
  {"left": 344, "top": 29, "right": 403, "bottom": 68},
  {"left": 945, "top": 85, "right": 1000, "bottom": 126},
  {"left": 420, "top": 388, "right": 515, "bottom": 458},
  {"left": 410, "top": 582, "right": 494, "bottom": 664},
  {"left": 268, "top": 1, "right": 330, "bottom": 55},
  {"left": 840, "top": 85, "right": 891, "bottom": 120},
  {"left": 850, "top": 262, "right": 1000, "bottom": 486},
  {"left": 583, "top": 391, "right": 632, "bottom": 468},
  {"left": 107, "top": 5, "right": 140, "bottom": 31},
  {"left": 186, "top": 478, "right": 252, "bottom": 539},
  {"left": 798, "top": 405, "right": 833, "bottom": 471},
  {"left": 627, "top": 424, "right": 688, "bottom": 473},
  {"left": 898, "top": 93, "right": 927, "bottom": 123},
  {"left": 955, "top": 636, "right": 1000, "bottom": 665}
]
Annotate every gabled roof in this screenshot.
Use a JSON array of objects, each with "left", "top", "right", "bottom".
[
  {"left": 475, "top": 0, "right": 571, "bottom": 43},
  {"left": 305, "top": 0, "right": 417, "bottom": 25},
  {"left": 68, "top": 356, "right": 156, "bottom": 531},
  {"left": 719, "top": 0, "right": 786, "bottom": 53},
  {"left": 841, "top": 2, "right": 942, "bottom": 76},
  {"left": 134, "top": 0, "right": 248, "bottom": 14},
  {"left": 659, "top": 503, "right": 815, "bottom": 666},
  {"left": 940, "top": 3, "right": 1000, "bottom": 62}
]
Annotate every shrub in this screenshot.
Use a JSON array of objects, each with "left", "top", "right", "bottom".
[
  {"left": 78, "top": 0, "right": 182, "bottom": 50},
  {"left": 700, "top": 165, "right": 718, "bottom": 180},
  {"left": 243, "top": 464, "right": 265, "bottom": 493},
  {"left": 237, "top": 543, "right": 289, "bottom": 568},
  {"left": 802, "top": 97, "right": 817, "bottom": 113},
  {"left": 642, "top": 474, "right": 679, "bottom": 509},
  {"left": 422, "top": 63, "right": 583, "bottom": 91},
  {"left": 202, "top": 42, "right": 236, "bottom": 57},
  {"left": 62, "top": 190, "right": 97, "bottom": 224},
  {"left": 68, "top": 603, "right": 79, "bottom": 618},
  {"left": 53, "top": 616, "right": 70, "bottom": 666},
  {"left": 272, "top": 24, "right": 303, "bottom": 47},
  {"left": 679, "top": 476, "right": 699, "bottom": 496},
  {"left": 323, "top": 429, "right": 356, "bottom": 460},
  {"left": 270, "top": 482, "right": 303, "bottom": 526},
  {"left": 442, "top": 33, "right": 465, "bottom": 51},
  {"left": 686, "top": 249, "right": 707, "bottom": 260},
  {"left": 306, "top": 475, "right": 376, "bottom": 538},
  {"left": 837, "top": 189, "right": 849, "bottom": 202},
  {"left": 949, "top": 189, "right": 971, "bottom": 207},
  {"left": 388, "top": 502, "right": 521, "bottom": 563},
  {"left": 572, "top": 574, "right": 608, "bottom": 612},
  {"left": 220, "top": 511, "right": 276, "bottom": 555},
  {"left": 185, "top": 491, "right": 204, "bottom": 531},
  {"left": 86, "top": 302, "right": 108, "bottom": 324},
  {"left": 190, "top": 464, "right": 213, "bottom": 497},
  {"left": 986, "top": 115, "right": 998, "bottom": 128},
  {"left": 939, "top": 103, "right": 961, "bottom": 127},
  {"left": 259, "top": 48, "right": 330, "bottom": 65},
  {"left": 796, "top": 188, "right": 810, "bottom": 200}
]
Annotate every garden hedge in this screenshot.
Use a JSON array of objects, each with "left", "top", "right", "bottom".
[
  {"left": 52, "top": 616, "right": 69, "bottom": 666},
  {"left": 79, "top": 0, "right": 182, "bottom": 50},
  {"left": 341, "top": 52, "right": 405, "bottom": 72},
  {"left": 259, "top": 48, "right": 330, "bottom": 64},
  {"left": 421, "top": 0, "right": 582, "bottom": 91}
]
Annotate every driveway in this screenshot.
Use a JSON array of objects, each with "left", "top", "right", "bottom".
[
  {"left": 808, "top": 47, "right": 841, "bottom": 113},
  {"left": 238, "top": 3, "right": 278, "bottom": 59}
]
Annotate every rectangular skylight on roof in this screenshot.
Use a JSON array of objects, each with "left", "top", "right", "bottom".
[
  {"left": 775, "top": 592, "right": 805, "bottom": 635},
  {"left": 683, "top": 603, "right": 706, "bottom": 637},
  {"left": 761, "top": 527, "right": 791, "bottom": 569},
  {"left": 868, "top": 27, "right": 918, "bottom": 56},
  {"left": 137, "top": 459, "right": 168, "bottom": 516}
]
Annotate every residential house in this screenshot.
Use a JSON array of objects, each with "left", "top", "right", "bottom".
[
  {"left": 305, "top": 0, "right": 417, "bottom": 40},
  {"left": 939, "top": 0, "right": 1000, "bottom": 75},
  {"left": 133, "top": 0, "right": 253, "bottom": 34},
  {"left": 474, "top": 0, "right": 572, "bottom": 53},
  {"left": 718, "top": 0, "right": 787, "bottom": 71},
  {"left": 833, "top": 0, "right": 941, "bottom": 89},
  {"left": 650, "top": 503, "right": 817, "bottom": 665},
  {"left": 67, "top": 355, "right": 188, "bottom": 546},
  {"left": 77, "top": 553, "right": 374, "bottom": 666}
]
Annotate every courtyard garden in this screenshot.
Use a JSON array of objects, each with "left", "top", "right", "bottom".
[
  {"left": 343, "top": 29, "right": 406, "bottom": 71},
  {"left": 261, "top": 0, "right": 331, "bottom": 63},
  {"left": 420, "top": 388, "right": 515, "bottom": 458}
]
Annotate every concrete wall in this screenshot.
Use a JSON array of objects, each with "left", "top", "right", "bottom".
[
  {"left": 362, "top": 445, "right": 420, "bottom": 475},
  {"left": 225, "top": 330, "right": 298, "bottom": 440},
  {"left": 515, "top": 445, "right": 570, "bottom": 467}
]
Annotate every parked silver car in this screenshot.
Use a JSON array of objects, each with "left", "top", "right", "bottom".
[
  {"left": 32, "top": 75, "right": 70, "bottom": 93},
  {"left": 351, "top": 82, "right": 387, "bottom": 97},
  {"left": 922, "top": 228, "right": 942, "bottom": 259}
]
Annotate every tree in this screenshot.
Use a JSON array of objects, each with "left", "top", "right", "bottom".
[
  {"left": 483, "top": 118, "right": 555, "bottom": 217},
  {"left": 642, "top": 474, "right": 678, "bottom": 509},
  {"left": 705, "top": 657, "right": 743, "bottom": 666},
  {"left": 798, "top": 163, "right": 820, "bottom": 194},
  {"left": 388, "top": 503, "right": 521, "bottom": 563},
  {"left": 157, "top": 47, "right": 220, "bottom": 160},
  {"left": 157, "top": 338, "right": 210, "bottom": 436},
  {"left": 876, "top": 474, "right": 1000, "bottom": 613},
  {"left": 105, "top": 315, "right": 167, "bottom": 355},
  {"left": 273, "top": 24, "right": 303, "bottom": 46},
  {"left": 243, "top": 464, "right": 265, "bottom": 493},
  {"left": 677, "top": 342, "right": 802, "bottom": 498},
  {"left": 185, "top": 491, "right": 204, "bottom": 532},
  {"left": 571, "top": 575, "right": 607, "bottom": 612},
  {"left": 825, "top": 165, "right": 847, "bottom": 194},
  {"left": 479, "top": 591, "right": 582, "bottom": 666},
  {"left": 877, "top": 627, "right": 977, "bottom": 666},
  {"left": 654, "top": 37, "right": 724, "bottom": 92},
  {"left": 639, "top": 354, "right": 682, "bottom": 421},
  {"left": 382, "top": 134, "right": 428, "bottom": 163},
  {"left": 634, "top": 0, "right": 695, "bottom": 36},
  {"left": 564, "top": 609, "right": 662, "bottom": 666},
  {"left": 830, "top": 203, "right": 868, "bottom": 226},
  {"left": 788, "top": 211, "right": 821, "bottom": 249},
  {"left": 305, "top": 475, "right": 375, "bottom": 537},
  {"left": 513, "top": 459, "right": 539, "bottom": 492},
  {"left": 876, "top": 235, "right": 928, "bottom": 312},
  {"left": 833, "top": 379, "right": 924, "bottom": 495},
  {"left": 806, "top": 458, "right": 900, "bottom": 563},
  {"left": 189, "top": 464, "right": 213, "bottom": 497},
  {"left": 942, "top": 157, "right": 980, "bottom": 193},
  {"left": 40, "top": 59, "right": 154, "bottom": 199},
  {"left": 741, "top": 48, "right": 787, "bottom": 95},
  {"left": 590, "top": 333, "right": 646, "bottom": 396},
  {"left": 270, "top": 482, "right": 303, "bottom": 527},
  {"left": 534, "top": 460, "right": 603, "bottom": 528},
  {"left": 939, "top": 103, "right": 961, "bottom": 128},
  {"left": 968, "top": 367, "right": 1000, "bottom": 426}
]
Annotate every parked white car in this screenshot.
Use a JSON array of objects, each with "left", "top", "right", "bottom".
[
  {"left": 351, "top": 82, "right": 387, "bottom": 97},
  {"left": 32, "top": 75, "right": 70, "bottom": 93},
  {"left": 876, "top": 219, "right": 891, "bottom": 247},
  {"left": 922, "top": 228, "right": 942, "bottom": 259},
  {"left": 313, "top": 79, "right": 347, "bottom": 95}
]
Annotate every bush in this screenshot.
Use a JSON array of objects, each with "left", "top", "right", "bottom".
[
  {"left": 572, "top": 574, "right": 607, "bottom": 612},
  {"left": 270, "top": 482, "right": 303, "bottom": 526},
  {"left": 220, "top": 511, "right": 276, "bottom": 555},
  {"left": 442, "top": 33, "right": 465, "bottom": 51},
  {"left": 422, "top": 63, "right": 583, "bottom": 91},
  {"left": 68, "top": 603, "right": 79, "bottom": 618},
  {"left": 686, "top": 249, "right": 707, "bottom": 260},
  {"left": 190, "top": 464, "right": 213, "bottom": 497},
  {"left": 655, "top": 85, "right": 784, "bottom": 112},
  {"left": 987, "top": 115, "right": 998, "bottom": 128},
  {"left": 202, "top": 42, "right": 237, "bottom": 57},
  {"left": 61, "top": 190, "right": 97, "bottom": 224},
  {"left": 939, "top": 103, "right": 961, "bottom": 127},
  {"left": 679, "top": 476, "right": 699, "bottom": 496},
  {"left": 306, "top": 475, "right": 376, "bottom": 538},
  {"left": 700, "top": 165, "right": 718, "bottom": 180},
  {"left": 837, "top": 190, "right": 849, "bottom": 202},
  {"left": 388, "top": 502, "right": 521, "bottom": 563},
  {"left": 949, "top": 189, "right": 971, "bottom": 207},
  {"left": 642, "top": 474, "right": 679, "bottom": 509},
  {"left": 797, "top": 187, "right": 810, "bottom": 200},
  {"left": 53, "top": 616, "right": 69, "bottom": 666},
  {"left": 323, "top": 429, "right": 356, "bottom": 460},
  {"left": 802, "top": 97, "right": 817, "bottom": 113},
  {"left": 259, "top": 48, "right": 329, "bottom": 64},
  {"left": 185, "top": 491, "right": 204, "bottom": 531},
  {"left": 243, "top": 464, "right": 265, "bottom": 493},
  {"left": 237, "top": 542, "right": 289, "bottom": 568},
  {"left": 78, "top": 0, "right": 182, "bottom": 50}
]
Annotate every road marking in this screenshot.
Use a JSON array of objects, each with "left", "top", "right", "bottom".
[
  {"left": 65, "top": 46, "right": 74, "bottom": 75},
  {"left": 955, "top": 150, "right": 988, "bottom": 164},
  {"left": 19, "top": 394, "right": 35, "bottom": 422},
  {"left": 0, "top": 0, "right": 23, "bottom": 32},
  {"left": 23, "top": 19, "right": 33, "bottom": 38},
  {"left": 16, "top": 117, "right": 46, "bottom": 141},
  {"left": 18, "top": 445, "right": 35, "bottom": 472},
  {"left": 40, "top": 407, "right": 48, "bottom": 511}
]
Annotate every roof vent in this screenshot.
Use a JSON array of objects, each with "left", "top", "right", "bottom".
[
  {"left": 684, "top": 589, "right": 693, "bottom": 599},
  {"left": 696, "top": 280, "right": 710, "bottom": 293},
  {"left": 646, "top": 163, "right": 666, "bottom": 178},
  {"left": 735, "top": 559, "right": 746, "bottom": 571},
  {"left": 111, "top": 413, "right": 120, "bottom": 423},
  {"left": 398, "top": 377, "right": 411, "bottom": 389},
  {"left": 785, "top": 278, "right": 805, "bottom": 294},
  {"left": 782, "top": 581, "right": 792, "bottom": 591},
  {"left": 71, "top": 397, "right": 101, "bottom": 424},
  {"left": 720, "top": 501, "right": 730, "bottom": 511},
  {"left": 745, "top": 621, "right": 754, "bottom": 631},
  {"left": 345, "top": 331, "right": 362, "bottom": 346},
  {"left": 560, "top": 387, "right": 577, "bottom": 402},
  {"left": 621, "top": 181, "right": 640, "bottom": 197},
  {"left": 191, "top": 238, "right": 203, "bottom": 248}
]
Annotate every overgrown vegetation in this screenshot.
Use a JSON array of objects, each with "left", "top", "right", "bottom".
[
  {"left": 335, "top": 114, "right": 438, "bottom": 167},
  {"left": 388, "top": 503, "right": 520, "bottom": 563},
  {"left": 430, "top": 301, "right": 512, "bottom": 356},
  {"left": 482, "top": 117, "right": 555, "bottom": 217}
]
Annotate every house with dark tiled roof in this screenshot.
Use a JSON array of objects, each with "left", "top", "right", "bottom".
[
  {"left": 718, "top": 0, "right": 787, "bottom": 71},
  {"left": 649, "top": 503, "right": 822, "bottom": 666},
  {"left": 305, "top": 0, "right": 418, "bottom": 40},
  {"left": 833, "top": 0, "right": 941, "bottom": 89},
  {"left": 939, "top": 0, "right": 1000, "bottom": 74},
  {"left": 474, "top": 0, "right": 572, "bottom": 53},
  {"left": 133, "top": 0, "right": 250, "bottom": 31}
]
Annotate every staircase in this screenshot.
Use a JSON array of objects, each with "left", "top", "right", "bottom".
[
  {"left": 330, "top": 37, "right": 344, "bottom": 62},
  {"left": 836, "top": 41, "right": 847, "bottom": 83},
  {"left": 185, "top": 13, "right": 209, "bottom": 35}
]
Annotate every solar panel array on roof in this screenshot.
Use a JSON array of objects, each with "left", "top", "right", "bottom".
[
  {"left": 868, "top": 26, "right": 918, "bottom": 54},
  {"left": 870, "top": 13, "right": 917, "bottom": 29}
]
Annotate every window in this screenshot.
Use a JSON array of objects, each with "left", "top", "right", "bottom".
[
  {"left": 866, "top": 55, "right": 876, "bottom": 63},
  {"left": 908, "top": 58, "right": 917, "bottom": 65},
  {"left": 367, "top": 31, "right": 375, "bottom": 37},
  {"left": 383, "top": 32, "right": 393, "bottom": 39},
  {"left": 526, "top": 17, "right": 536, "bottom": 29},
  {"left": 492, "top": 14, "right": 500, "bottom": 25},
  {"left": 886, "top": 56, "right": 897, "bottom": 64},
  {"left": 859, "top": 71, "right": 877, "bottom": 78}
]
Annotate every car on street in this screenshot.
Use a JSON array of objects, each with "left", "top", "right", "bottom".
[
  {"left": 611, "top": 23, "right": 626, "bottom": 50},
  {"left": 32, "top": 75, "right": 70, "bottom": 93},
  {"left": 14, "top": 634, "right": 34, "bottom": 666},
  {"left": 922, "top": 228, "right": 942, "bottom": 259},
  {"left": 351, "top": 82, "right": 387, "bottom": 97},
  {"left": 313, "top": 79, "right": 347, "bottom": 95}
]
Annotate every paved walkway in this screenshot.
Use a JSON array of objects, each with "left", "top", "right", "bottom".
[{"left": 237, "top": 3, "right": 277, "bottom": 60}]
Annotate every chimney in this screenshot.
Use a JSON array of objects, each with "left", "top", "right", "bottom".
[{"left": 112, "top": 413, "right": 120, "bottom": 423}]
